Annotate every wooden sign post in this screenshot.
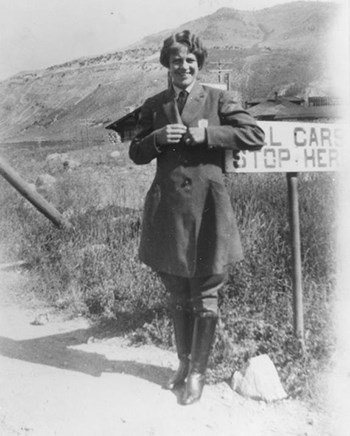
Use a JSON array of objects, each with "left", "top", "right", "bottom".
[
  {"left": 225, "top": 121, "right": 345, "bottom": 341},
  {"left": 287, "top": 171, "right": 304, "bottom": 340}
]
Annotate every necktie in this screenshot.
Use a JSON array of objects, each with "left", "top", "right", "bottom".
[{"left": 177, "top": 90, "right": 188, "bottom": 115}]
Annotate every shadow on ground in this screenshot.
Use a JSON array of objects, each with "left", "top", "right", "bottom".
[{"left": 0, "top": 317, "right": 173, "bottom": 387}]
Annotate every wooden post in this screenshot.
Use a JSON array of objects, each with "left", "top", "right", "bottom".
[
  {"left": 286, "top": 172, "right": 304, "bottom": 342},
  {"left": 0, "top": 156, "right": 71, "bottom": 229}
]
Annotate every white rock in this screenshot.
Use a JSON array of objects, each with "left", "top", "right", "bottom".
[
  {"left": 110, "top": 150, "right": 121, "bottom": 159},
  {"left": 46, "top": 152, "right": 69, "bottom": 163},
  {"left": 30, "top": 313, "right": 49, "bottom": 326},
  {"left": 231, "top": 354, "right": 287, "bottom": 402},
  {"left": 27, "top": 183, "right": 36, "bottom": 191},
  {"left": 35, "top": 173, "right": 57, "bottom": 188},
  {"left": 63, "top": 158, "right": 80, "bottom": 170},
  {"left": 45, "top": 153, "right": 81, "bottom": 172}
]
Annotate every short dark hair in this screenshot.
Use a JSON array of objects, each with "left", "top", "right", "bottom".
[{"left": 160, "top": 30, "right": 208, "bottom": 70}]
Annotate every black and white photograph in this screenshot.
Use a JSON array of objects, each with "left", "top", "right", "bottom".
[{"left": 0, "top": 0, "right": 349, "bottom": 435}]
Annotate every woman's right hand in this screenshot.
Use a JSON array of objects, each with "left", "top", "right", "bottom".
[{"left": 155, "top": 124, "right": 187, "bottom": 146}]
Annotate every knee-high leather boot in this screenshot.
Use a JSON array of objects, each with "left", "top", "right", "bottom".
[
  {"left": 181, "top": 312, "right": 218, "bottom": 405},
  {"left": 165, "top": 306, "right": 193, "bottom": 390}
]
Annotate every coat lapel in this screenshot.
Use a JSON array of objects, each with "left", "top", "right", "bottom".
[
  {"left": 181, "top": 82, "right": 207, "bottom": 126},
  {"left": 162, "top": 88, "right": 183, "bottom": 124}
]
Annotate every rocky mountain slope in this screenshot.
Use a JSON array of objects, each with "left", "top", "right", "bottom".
[{"left": 0, "top": 1, "right": 340, "bottom": 143}]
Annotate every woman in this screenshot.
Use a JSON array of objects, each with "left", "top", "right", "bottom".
[{"left": 129, "top": 30, "right": 265, "bottom": 405}]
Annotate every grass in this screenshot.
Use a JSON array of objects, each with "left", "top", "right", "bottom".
[{"left": 0, "top": 140, "right": 337, "bottom": 400}]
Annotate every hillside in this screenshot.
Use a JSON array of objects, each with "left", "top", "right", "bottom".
[{"left": 0, "top": 1, "right": 341, "bottom": 143}]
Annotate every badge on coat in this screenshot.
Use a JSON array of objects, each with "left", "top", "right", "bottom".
[{"left": 198, "top": 119, "right": 208, "bottom": 128}]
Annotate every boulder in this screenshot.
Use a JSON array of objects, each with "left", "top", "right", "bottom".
[
  {"left": 46, "top": 152, "right": 68, "bottom": 161},
  {"left": 35, "top": 173, "right": 57, "bottom": 188},
  {"left": 63, "top": 158, "right": 80, "bottom": 170},
  {"left": 45, "top": 153, "right": 80, "bottom": 172},
  {"left": 110, "top": 150, "right": 121, "bottom": 159},
  {"left": 35, "top": 174, "right": 58, "bottom": 202},
  {"left": 45, "top": 153, "right": 68, "bottom": 172},
  {"left": 46, "top": 152, "right": 69, "bottom": 164},
  {"left": 231, "top": 354, "right": 287, "bottom": 402},
  {"left": 27, "top": 182, "right": 36, "bottom": 191}
]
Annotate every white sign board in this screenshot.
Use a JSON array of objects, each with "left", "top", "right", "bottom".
[{"left": 225, "top": 121, "right": 345, "bottom": 173}]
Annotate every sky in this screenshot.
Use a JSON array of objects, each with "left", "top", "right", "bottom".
[{"left": 0, "top": 0, "right": 347, "bottom": 80}]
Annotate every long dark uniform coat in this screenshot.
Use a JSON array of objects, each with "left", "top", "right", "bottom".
[{"left": 129, "top": 82, "right": 265, "bottom": 278}]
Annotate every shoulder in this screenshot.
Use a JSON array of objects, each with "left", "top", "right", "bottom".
[
  {"left": 138, "top": 90, "right": 166, "bottom": 120},
  {"left": 201, "top": 85, "right": 227, "bottom": 96},
  {"left": 201, "top": 84, "right": 223, "bottom": 95},
  {"left": 143, "top": 89, "right": 170, "bottom": 107},
  {"left": 138, "top": 88, "right": 170, "bottom": 123},
  {"left": 201, "top": 85, "right": 240, "bottom": 108},
  {"left": 201, "top": 85, "right": 233, "bottom": 102}
]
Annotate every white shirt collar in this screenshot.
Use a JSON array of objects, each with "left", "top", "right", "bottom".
[{"left": 173, "top": 81, "right": 196, "bottom": 98}]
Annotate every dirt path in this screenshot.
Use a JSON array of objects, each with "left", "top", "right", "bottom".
[{"left": 0, "top": 268, "right": 334, "bottom": 436}]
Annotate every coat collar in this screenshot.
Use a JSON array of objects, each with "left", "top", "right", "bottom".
[{"left": 162, "top": 82, "right": 207, "bottom": 125}]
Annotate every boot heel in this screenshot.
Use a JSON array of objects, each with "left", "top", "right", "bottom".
[{"left": 165, "top": 357, "right": 189, "bottom": 390}]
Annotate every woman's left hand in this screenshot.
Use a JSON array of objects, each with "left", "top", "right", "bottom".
[{"left": 184, "top": 127, "right": 206, "bottom": 146}]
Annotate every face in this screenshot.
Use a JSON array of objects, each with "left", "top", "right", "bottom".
[{"left": 168, "top": 45, "right": 199, "bottom": 89}]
